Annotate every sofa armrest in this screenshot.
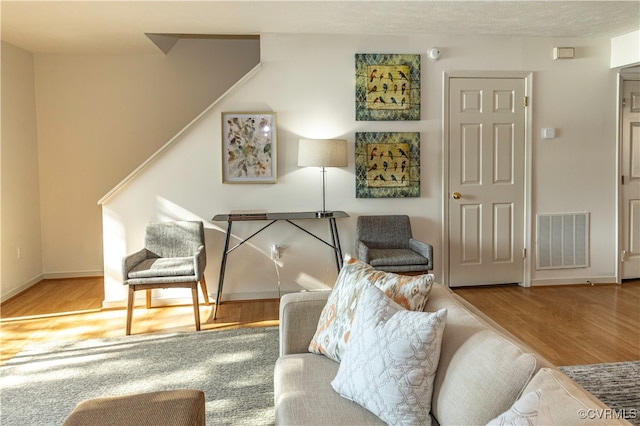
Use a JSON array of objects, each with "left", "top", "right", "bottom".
[
  {"left": 122, "top": 248, "right": 149, "bottom": 282},
  {"left": 279, "top": 291, "right": 330, "bottom": 356}
]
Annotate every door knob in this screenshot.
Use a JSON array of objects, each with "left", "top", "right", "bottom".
[{"left": 452, "top": 192, "right": 461, "bottom": 199}]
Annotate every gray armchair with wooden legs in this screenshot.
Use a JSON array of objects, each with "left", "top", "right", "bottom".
[
  {"left": 122, "top": 221, "right": 209, "bottom": 335},
  {"left": 356, "top": 215, "right": 433, "bottom": 273}
]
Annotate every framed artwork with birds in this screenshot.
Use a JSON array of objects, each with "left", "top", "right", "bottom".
[
  {"left": 355, "top": 53, "right": 420, "bottom": 121},
  {"left": 221, "top": 112, "right": 277, "bottom": 183},
  {"left": 355, "top": 132, "right": 420, "bottom": 198}
]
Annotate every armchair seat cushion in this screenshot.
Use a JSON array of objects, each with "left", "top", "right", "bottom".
[
  {"left": 368, "top": 248, "right": 428, "bottom": 267},
  {"left": 128, "top": 257, "right": 195, "bottom": 279}
]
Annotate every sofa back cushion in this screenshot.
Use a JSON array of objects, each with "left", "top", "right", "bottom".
[
  {"left": 432, "top": 329, "right": 537, "bottom": 425},
  {"left": 425, "top": 284, "right": 540, "bottom": 425}
]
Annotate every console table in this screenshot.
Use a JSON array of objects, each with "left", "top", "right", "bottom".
[{"left": 211, "top": 211, "right": 349, "bottom": 319}]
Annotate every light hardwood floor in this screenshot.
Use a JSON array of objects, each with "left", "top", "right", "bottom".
[
  {"left": 1, "top": 277, "right": 638, "bottom": 367},
  {"left": 0, "top": 277, "right": 279, "bottom": 366},
  {"left": 454, "top": 281, "right": 640, "bottom": 366}
]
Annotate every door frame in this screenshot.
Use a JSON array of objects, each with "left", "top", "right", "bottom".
[
  {"left": 442, "top": 71, "right": 534, "bottom": 287},
  {"left": 617, "top": 67, "right": 640, "bottom": 282}
]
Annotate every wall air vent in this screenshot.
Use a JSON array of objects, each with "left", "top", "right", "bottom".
[{"left": 536, "top": 212, "right": 589, "bottom": 270}]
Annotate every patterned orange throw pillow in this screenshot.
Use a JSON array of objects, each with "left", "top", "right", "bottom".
[{"left": 308, "top": 254, "right": 434, "bottom": 363}]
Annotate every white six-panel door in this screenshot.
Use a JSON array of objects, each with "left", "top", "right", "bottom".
[
  {"left": 448, "top": 77, "right": 526, "bottom": 287},
  {"left": 621, "top": 80, "right": 640, "bottom": 279}
]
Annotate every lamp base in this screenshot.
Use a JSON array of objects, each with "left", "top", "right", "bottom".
[{"left": 316, "top": 211, "right": 334, "bottom": 218}]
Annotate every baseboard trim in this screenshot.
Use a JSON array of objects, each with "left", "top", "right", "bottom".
[
  {"left": 530, "top": 276, "right": 618, "bottom": 286},
  {"left": 0, "top": 274, "right": 44, "bottom": 304},
  {"left": 43, "top": 270, "right": 104, "bottom": 280}
]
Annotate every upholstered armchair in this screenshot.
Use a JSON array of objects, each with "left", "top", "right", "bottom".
[
  {"left": 122, "top": 221, "right": 209, "bottom": 335},
  {"left": 355, "top": 215, "right": 433, "bottom": 273}
]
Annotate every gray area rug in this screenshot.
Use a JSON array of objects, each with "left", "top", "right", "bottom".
[
  {"left": 0, "top": 326, "right": 278, "bottom": 426},
  {"left": 560, "top": 361, "right": 640, "bottom": 426}
]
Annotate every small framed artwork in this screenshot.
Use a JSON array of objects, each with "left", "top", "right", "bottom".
[
  {"left": 222, "top": 112, "right": 277, "bottom": 183},
  {"left": 355, "top": 132, "right": 420, "bottom": 198},
  {"left": 355, "top": 53, "right": 421, "bottom": 121}
]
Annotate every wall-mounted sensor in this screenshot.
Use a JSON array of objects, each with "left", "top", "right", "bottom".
[
  {"left": 541, "top": 128, "right": 556, "bottom": 139},
  {"left": 427, "top": 47, "right": 441, "bottom": 61}
]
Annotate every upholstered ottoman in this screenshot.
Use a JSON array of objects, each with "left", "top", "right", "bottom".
[{"left": 63, "top": 389, "right": 206, "bottom": 425}]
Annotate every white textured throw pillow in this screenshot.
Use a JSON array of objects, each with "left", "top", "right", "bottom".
[
  {"left": 486, "top": 390, "right": 554, "bottom": 426},
  {"left": 331, "top": 283, "right": 447, "bottom": 426}
]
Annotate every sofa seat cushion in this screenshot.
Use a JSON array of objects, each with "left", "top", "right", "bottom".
[
  {"left": 522, "top": 368, "right": 633, "bottom": 425},
  {"left": 274, "top": 353, "right": 387, "bottom": 426},
  {"left": 128, "top": 257, "right": 195, "bottom": 279}
]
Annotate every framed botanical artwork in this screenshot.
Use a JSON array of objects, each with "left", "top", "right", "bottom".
[
  {"left": 355, "top": 132, "right": 420, "bottom": 198},
  {"left": 355, "top": 53, "right": 421, "bottom": 121},
  {"left": 222, "top": 112, "right": 277, "bottom": 183}
]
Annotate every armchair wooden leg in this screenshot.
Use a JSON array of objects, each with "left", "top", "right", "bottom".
[
  {"left": 191, "top": 284, "right": 201, "bottom": 331},
  {"left": 200, "top": 276, "right": 210, "bottom": 306},
  {"left": 126, "top": 286, "right": 135, "bottom": 336},
  {"left": 146, "top": 289, "right": 152, "bottom": 309}
]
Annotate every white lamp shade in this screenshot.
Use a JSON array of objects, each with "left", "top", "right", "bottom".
[{"left": 298, "top": 139, "right": 348, "bottom": 167}]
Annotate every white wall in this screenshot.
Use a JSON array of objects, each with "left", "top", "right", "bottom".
[
  {"left": 1, "top": 42, "right": 43, "bottom": 300},
  {"left": 529, "top": 37, "right": 618, "bottom": 284},
  {"left": 102, "top": 33, "right": 620, "bottom": 307}
]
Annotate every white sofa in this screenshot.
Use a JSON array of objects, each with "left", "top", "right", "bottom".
[{"left": 274, "top": 283, "right": 632, "bottom": 425}]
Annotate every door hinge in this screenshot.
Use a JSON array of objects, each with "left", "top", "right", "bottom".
[
  {"left": 523, "top": 96, "right": 528, "bottom": 107},
  {"left": 622, "top": 98, "right": 627, "bottom": 108},
  {"left": 522, "top": 248, "right": 527, "bottom": 259},
  {"left": 622, "top": 175, "right": 626, "bottom": 185}
]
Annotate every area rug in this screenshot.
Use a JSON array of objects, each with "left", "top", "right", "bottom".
[
  {"left": 0, "top": 326, "right": 278, "bottom": 426},
  {"left": 560, "top": 361, "right": 640, "bottom": 425}
]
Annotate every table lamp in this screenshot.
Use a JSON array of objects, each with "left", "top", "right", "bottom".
[{"left": 298, "top": 138, "right": 348, "bottom": 217}]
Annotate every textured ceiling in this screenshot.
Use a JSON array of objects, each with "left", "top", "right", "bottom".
[{"left": 2, "top": 1, "right": 639, "bottom": 54}]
